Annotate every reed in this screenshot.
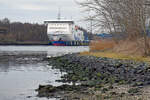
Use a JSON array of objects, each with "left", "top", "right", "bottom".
[{"left": 89, "top": 39, "right": 115, "bottom": 52}]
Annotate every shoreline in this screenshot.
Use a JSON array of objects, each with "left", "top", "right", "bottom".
[
  {"left": 37, "top": 53, "right": 150, "bottom": 100},
  {"left": 0, "top": 43, "right": 89, "bottom": 46},
  {"left": 0, "top": 42, "right": 49, "bottom": 45}
]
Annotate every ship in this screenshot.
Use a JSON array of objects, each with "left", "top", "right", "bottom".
[{"left": 44, "top": 20, "right": 89, "bottom": 46}]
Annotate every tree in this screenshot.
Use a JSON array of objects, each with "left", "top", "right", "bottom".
[
  {"left": 0, "top": 18, "right": 48, "bottom": 43},
  {"left": 77, "top": 0, "right": 150, "bottom": 55},
  {"left": 1, "top": 18, "right": 10, "bottom": 24}
]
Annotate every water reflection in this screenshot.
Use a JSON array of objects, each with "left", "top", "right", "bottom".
[
  {"left": 0, "top": 46, "right": 89, "bottom": 100},
  {"left": 0, "top": 51, "right": 47, "bottom": 72}
]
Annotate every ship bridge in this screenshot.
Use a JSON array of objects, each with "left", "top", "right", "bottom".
[{"left": 44, "top": 20, "right": 74, "bottom": 35}]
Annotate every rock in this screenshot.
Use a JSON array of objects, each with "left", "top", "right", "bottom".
[
  {"left": 37, "top": 85, "right": 56, "bottom": 93},
  {"left": 132, "top": 82, "right": 144, "bottom": 87},
  {"left": 39, "top": 53, "right": 150, "bottom": 98},
  {"left": 128, "top": 88, "right": 140, "bottom": 94},
  {"left": 115, "top": 63, "right": 123, "bottom": 68},
  {"left": 26, "top": 96, "right": 32, "bottom": 98}
]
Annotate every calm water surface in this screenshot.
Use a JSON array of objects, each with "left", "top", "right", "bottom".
[{"left": 0, "top": 46, "right": 89, "bottom": 100}]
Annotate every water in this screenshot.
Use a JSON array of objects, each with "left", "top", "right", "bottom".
[{"left": 0, "top": 46, "right": 89, "bottom": 100}]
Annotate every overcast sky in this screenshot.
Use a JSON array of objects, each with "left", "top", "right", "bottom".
[{"left": 0, "top": 0, "right": 87, "bottom": 26}]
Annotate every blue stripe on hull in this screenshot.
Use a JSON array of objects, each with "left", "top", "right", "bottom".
[{"left": 49, "top": 41, "right": 89, "bottom": 46}]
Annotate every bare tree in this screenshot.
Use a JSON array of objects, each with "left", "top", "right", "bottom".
[{"left": 77, "top": 0, "right": 150, "bottom": 55}]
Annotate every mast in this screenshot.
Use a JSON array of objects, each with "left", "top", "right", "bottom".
[{"left": 57, "top": 7, "right": 61, "bottom": 20}]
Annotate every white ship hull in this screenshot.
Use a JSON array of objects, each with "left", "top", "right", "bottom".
[{"left": 48, "top": 34, "right": 75, "bottom": 41}]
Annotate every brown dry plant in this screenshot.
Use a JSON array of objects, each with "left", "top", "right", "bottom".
[{"left": 90, "top": 39, "right": 116, "bottom": 52}]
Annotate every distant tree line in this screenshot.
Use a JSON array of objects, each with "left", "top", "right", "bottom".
[{"left": 0, "top": 18, "right": 48, "bottom": 44}]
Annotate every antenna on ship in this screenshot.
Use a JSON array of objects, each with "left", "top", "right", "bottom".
[
  {"left": 57, "top": 7, "right": 61, "bottom": 20},
  {"left": 71, "top": 16, "right": 73, "bottom": 20}
]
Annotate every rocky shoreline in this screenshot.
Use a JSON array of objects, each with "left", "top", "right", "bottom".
[{"left": 37, "top": 53, "right": 150, "bottom": 100}]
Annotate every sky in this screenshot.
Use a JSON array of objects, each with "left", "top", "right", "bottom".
[{"left": 0, "top": 0, "right": 87, "bottom": 27}]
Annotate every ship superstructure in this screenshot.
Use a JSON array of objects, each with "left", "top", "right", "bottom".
[
  {"left": 44, "top": 20, "right": 75, "bottom": 41},
  {"left": 44, "top": 20, "right": 89, "bottom": 46}
]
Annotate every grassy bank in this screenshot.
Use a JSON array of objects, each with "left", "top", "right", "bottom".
[
  {"left": 86, "top": 38, "right": 150, "bottom": 63},
  {"left": 80, "top": 51, "right": 150, "bottom": 63}
]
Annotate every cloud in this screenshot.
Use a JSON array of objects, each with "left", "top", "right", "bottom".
[
  {"left": 18, "top": 4, "right": 48, "bottom": 11},
  {"left": 0, "top": 0, "right": 86, "bottom": 27},
  {"left": 0, "top": 0, "right": 78, "bottom": 10}
]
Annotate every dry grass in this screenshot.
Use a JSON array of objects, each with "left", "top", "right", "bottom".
[
  {"left": 89, "top": 39, "right": 116, "bottom": 52},
  {"left": 86, "top": 37, "right": 150, "bottom": 62},
  {"left": 80, "top": 51, "right": 150, "bottom": 63},
  {"left": 89, "top": 37, "right": 150, "bottom": 56},
  {"left": 113, "top": 38, "right": 147, "bottom": 56}
]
